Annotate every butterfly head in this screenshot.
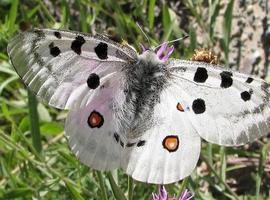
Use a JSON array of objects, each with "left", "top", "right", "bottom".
[{"left": 140, "top": 42, "right": 174, "bottom": 63}]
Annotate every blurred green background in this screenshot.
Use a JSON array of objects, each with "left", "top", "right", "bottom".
[{"left": 0, "top": 0, "right": 269, "bottom": 199}]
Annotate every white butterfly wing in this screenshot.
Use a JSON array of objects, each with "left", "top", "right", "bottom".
[
  {"left": 168, "top": 59, "right": 270, "bottom": 146},
  {"left": 7, "top": 29, "right": 139, "bottom": 171},
  {"left": 122, "top": 86, "right": 201, "bottom": 184},
  {"left": 7, "top": 29, "right": 137, "bottom": 109},
  {"left": 65, "top": 72, "right": 127, "bottom": 170}
]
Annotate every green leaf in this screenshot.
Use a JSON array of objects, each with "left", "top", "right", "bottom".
[
  {"left": 40, "top": 122, "right": 63, "bottom": 136},
  {"left": 18, "top": 116, "right": 30, "bottom": 133},
  {"left": 37, "top": 103, "right": 52, "bottom": 122}
]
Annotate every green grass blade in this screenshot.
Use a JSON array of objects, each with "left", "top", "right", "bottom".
[
  {"left": 220, "top": 146, "right": 226, "bottom": 185},
  {"left": 188, "top": 29, "right": 197, "bottom": 53},
  {"left": 75, "top": 0, "right": 88, "bottom": 32},
  {"left": 1, "top": 188, "right": 33, "bottom": 199},
  {"left": 0, "top": 62, "right": 17, "bottom": 75},
  {"left": 177, "top": 177, "right": 189, "bottom": 199},
  {"left": 255, "top": 152, "right": 263, "bottom": 199},
  {"left": 107, "top": 172, "right": 127, "bottom": 200},
  {"left": 222, "top": 0, "right": 234, "bottom": 65},
  {"left": 256, "top": 141, "right": 270, "bottom": 199},
  {"left": 26, "top": 5, "right": 40, "bottom": 19},
  {"left": 201, "top": 154, "right": 239, "bottom": 199},
  {"left": 208, "top": 0, "right": 220, "bottom": 42},
  {"left": 148, "top": 0, "right": 156, "bottom": 30},
  {"left": 36, "top": 0, "right": 56, "bottom": 24},
  {"left": 162, "top": 3, "right": 171, "bottom": 40},
  {"left": 0, "top": 76, "right": 18, "bottom": 95},
  {"left": 64, "top": 180, "right": 85, "bottom": 200},
  {"left": 207, "top": 143, "right": 213, "bottom": 166},
  {"left": 8, "top": 0, "right": 18, "bottom": 32},
  {"left": 96, "top": 171, "right": 108, "bottom": 200},
  {"left": 0, "top": 52, "right": 8, "bottom": 61},
  {"left": 111, "top": 169, "right": 118, "bottom": 185},
  {"left": 128, "top": 176, "right": 134, "bottom": 200},
  {"left": 60, "top": 0, "right": 70, "bottom": 28},
  {"left": 28, "top": 89, "right": 42, "bottom": 153}
]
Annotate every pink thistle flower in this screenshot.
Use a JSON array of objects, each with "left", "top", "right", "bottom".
[
  {"left": 156, "top": 43, "right": 174, "bottom": 62},
  {"left": 140, "top": 43, "right": 147, "bottom": 52},
  {"left": 151, "top": 186, "right": 193, "bottom": 200},
  {"left": 179, "top": 189, "right": 194, "bottom": 200}
]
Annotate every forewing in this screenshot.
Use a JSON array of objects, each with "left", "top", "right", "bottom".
[
  {"left": 122, "top": 86, "right": 201, "bottom": 184},
  {"left": 7, "top": 29, "right": 137, "bottom": 109},
  {"left": 168, "top": 59, "right": 270, "bottom": 146}
]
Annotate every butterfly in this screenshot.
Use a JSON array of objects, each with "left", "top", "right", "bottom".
[{"left": 7, "top": 29, "right": 270, "bottom": 184}]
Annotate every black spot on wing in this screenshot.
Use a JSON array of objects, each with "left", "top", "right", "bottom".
[
  {"left": 137, "top": 140, "right": 146, "bottom": 147},
  {"left": 94, "top": 42, "right": 108, "bottom": 59},
  {"left": 120, "top": 140, "right": 124, "bottom": 147},
  {"left": 192, "top": 98, "right": 206, "bottom": 114},
  {"left": 71, "top": 35, "right": 85, "bottom": 55},
  {"left": 50, "top": 47, "right": 61, "bottom": 57},
  {"left": 87, "top": 73, "right": 100, "bottom": 89},
  {"left": 54, "top": 31, "right": 61, "bottom": 39},
  {"left": 126, "top": 142, "right": 136, "bottom": 147},
  {"left": 241, "top": 91, "right": 251, "bottom": 101},
  {"left": 113, "top": 132, "right": 119, "bottom": 143},
  {"left": 193, "top": 67, "right": 208, "bottom": 83},
  {"left": 49, "top": 42, "right": 61, "bottom": 57},
  {"left": 246, "top": 77, "right": 253, "bottom": 83},
  {"left": 220, "top": 71, "right": 233, "bottom": 88}
]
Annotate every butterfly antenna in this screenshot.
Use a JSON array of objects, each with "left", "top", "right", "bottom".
[
  {"left": 154, "top": 35, "right": 189, "bottom": 50},
  {"left": 136, "top": 22, "right": 151, "bottom": 46}
]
